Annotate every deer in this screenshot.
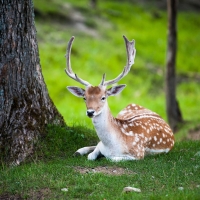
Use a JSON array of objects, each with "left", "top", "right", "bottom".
[{"left": 65, "top": 35, "right": 175, "bottom": 162}]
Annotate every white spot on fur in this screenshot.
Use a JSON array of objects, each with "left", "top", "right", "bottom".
[
  {"left": 142, "top": 125, "right": 147, "bottom": 130},
  {"left": 129, "top": 131, "right": 133, "bottom": 135},
  {"left": 164, "top": 128, "right": 169, "bottom": 133},
  {"left": 135, "top": 136, "right": 140, "bottom": 142},
  {"left": 123, "top": 124, "right": 128, "bottom": 129},
  {"left": 121, "top": 128, "right": 126, "bottom": 134},
  {"left": 126, "top": 131, "right": 134, "bottom": 136},
  {"left": 135, "top": 122, "right": 139, "bottom": 126}
]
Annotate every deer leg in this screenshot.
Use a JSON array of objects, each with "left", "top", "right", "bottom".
[
  {"left": 109, "top": 155, "right": 138, "bottom": 162},
  {"left": 109, "top": 144, "right": 145, "bottom": 161},
  {"left": 73, "top": 146, "right": 96, "bottom": 156},
  {"left": 87, "top": 142, "right": 102, "bottom": 160}
]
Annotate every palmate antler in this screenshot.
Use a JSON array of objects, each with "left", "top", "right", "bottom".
[{"left": 65, "top": 35, "right": 136, "bottom": 87}]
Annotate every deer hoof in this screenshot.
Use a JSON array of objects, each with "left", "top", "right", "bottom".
[
  {"left": 73, "top": 152, "right": 81, "bottom": 157},
  {"left": 88, "top": 152, "right": 97, "bottom": 160}
]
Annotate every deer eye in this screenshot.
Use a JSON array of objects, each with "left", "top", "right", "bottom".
[
  {"left": 83, "top": 97, "right": 86, "bottom": 101},
  {"left": 101, "top": 96, "right": 106, "bottom": 101}
]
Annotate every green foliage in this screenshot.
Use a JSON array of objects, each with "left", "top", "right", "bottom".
[
  {"left": 1, "top": 125, "right": 200, "bottom": 199},
  {"left": 33, "top": 0, "right": 200, "bottom": 134},
  {"left": 35, "top": 124, "right": 97, "bottom": 159}
]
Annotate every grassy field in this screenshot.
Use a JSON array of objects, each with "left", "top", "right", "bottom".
[
  {"left": 33, "top": 0, "right": 200, "bottom": 137},
  {"left": 1, "top": 0, "right": 200, "bottom": 199},
  {"left": 1, "top": 125, "right": 200, "bottom": 199}
]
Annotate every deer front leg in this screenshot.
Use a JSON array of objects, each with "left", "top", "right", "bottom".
[
  {"left": 74, "top": 146, "right": 96, "bottom": 156},
  {"left": 87, "top": 142, "right": 103, "bottom": 160}
]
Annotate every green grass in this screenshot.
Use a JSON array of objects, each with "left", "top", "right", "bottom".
[
  {"left": 1, "top": 1, "right": 199, "bottom": 199},
  {"left": 1, "top": 125, "right": 200, "bottom": 199}
]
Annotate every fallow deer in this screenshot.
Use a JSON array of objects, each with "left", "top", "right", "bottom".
[{"left": 65, "top": 36, "right": 174, "bottom": 161}]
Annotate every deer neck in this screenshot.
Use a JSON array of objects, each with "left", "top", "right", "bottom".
[{"left": 92, "top": 101, "right": 116, "bottom": 144}]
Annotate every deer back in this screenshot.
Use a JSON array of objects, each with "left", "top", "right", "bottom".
[{"left": 115, "top": 104, "right": 174, "bottom": 153}]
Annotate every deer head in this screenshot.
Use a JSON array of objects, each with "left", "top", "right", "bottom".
[{"left": 66, "top": 36, "right": 136, "bottom": 118}]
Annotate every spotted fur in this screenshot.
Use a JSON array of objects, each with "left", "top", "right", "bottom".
[{"left": 69, "top": 86, "right": 174, "bottom": 161}]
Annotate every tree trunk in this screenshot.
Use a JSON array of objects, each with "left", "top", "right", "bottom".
[
  {"left": 166, "top": 0, "right": 183, "bottom": 132},
  {"left": 90, "top": 0, "right": 98, "bottom": 9},
  {"left": 0, "top": 0, "right": 64, "bottom": 165}
]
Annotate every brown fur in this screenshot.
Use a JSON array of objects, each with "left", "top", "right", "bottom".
[
  {"left": 87, "top": 86, "right": 102, "bottom": 95},
  {"left": 111, "top": 104, "right": 174, "bottom": 159}
]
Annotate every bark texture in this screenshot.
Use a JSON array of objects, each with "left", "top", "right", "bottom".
[
  {"left": 90, "top": 0, "right": 98, "bottom": 9},
  {"left": 166, "top": 0, "right": 183, "bottom": 132},
  {"left": 0, "top": 0, "right": 64, "bottom": 165}
]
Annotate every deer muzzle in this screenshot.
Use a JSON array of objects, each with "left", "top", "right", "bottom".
[{"left": 87, "top": 109, "right": 95, "bottom": 118}]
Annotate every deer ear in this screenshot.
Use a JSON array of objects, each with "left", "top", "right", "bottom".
[
  {"left": 67, "top": 86, "right": 85, "bottom": 97},
  {"left": 106, "top": 85, "right": 126, "bottom": 97}
]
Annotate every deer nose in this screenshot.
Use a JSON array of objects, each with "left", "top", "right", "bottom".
[{"left": 87, "top": 110, "right": 95, "bottom": 117}]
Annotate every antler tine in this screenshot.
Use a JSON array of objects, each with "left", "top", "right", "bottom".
[
  {"left": 65, "top": 36, "right": 91, "bottom": 87},
  {"left": 102, "top": 35, "right": 136, "bottom": 86},
  {"left": 99, "top": 73, "right": 106, "bottom": 86}
]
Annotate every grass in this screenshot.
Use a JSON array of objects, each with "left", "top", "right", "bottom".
[
  {"left": 1, "top": 125, "right": 200, "bottom": 199},
  {"left": 1, "top": 1, "right": 200, "bottom": 199}
]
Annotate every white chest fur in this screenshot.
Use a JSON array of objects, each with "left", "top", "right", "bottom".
[{"left": 92, "top": 103, "right": 122, "bottom": 157}]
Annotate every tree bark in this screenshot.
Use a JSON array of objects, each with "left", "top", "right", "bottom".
[
  {"left": 166, "top": 0, "right": 183, "bottom": 132},
  {"left": 90, "top": 0, "right": 98, "bottom": 9},
  {"left": 0, "top": 0, "right": 64, "bottom": 165}
]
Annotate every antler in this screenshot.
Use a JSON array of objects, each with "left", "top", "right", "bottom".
[
  {"left": 65, "top": 36, "right": 91, "bottom": 86},
  {"left": 99, "top": 35, "right": 136, "bottom": 86}
]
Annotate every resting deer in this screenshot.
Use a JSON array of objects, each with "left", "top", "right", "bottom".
[{"left": 65, "top": 36, "right": 174, "bottom": 161}]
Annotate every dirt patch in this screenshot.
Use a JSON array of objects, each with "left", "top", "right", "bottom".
[
  {"left": 0, "top": 193, "right": 23, "bottom": 200},
  {"left": 74, "top": 166, "right": 135, "bottom": 175},
  {"left": 188, "top": 126, "right": 200, "bottom": 140},
  {"left": 27, "top": 188, "right": 51, "bottom": 200},
  {"left": 0, "top": 188, "right": 51, "bottom": 200}
]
